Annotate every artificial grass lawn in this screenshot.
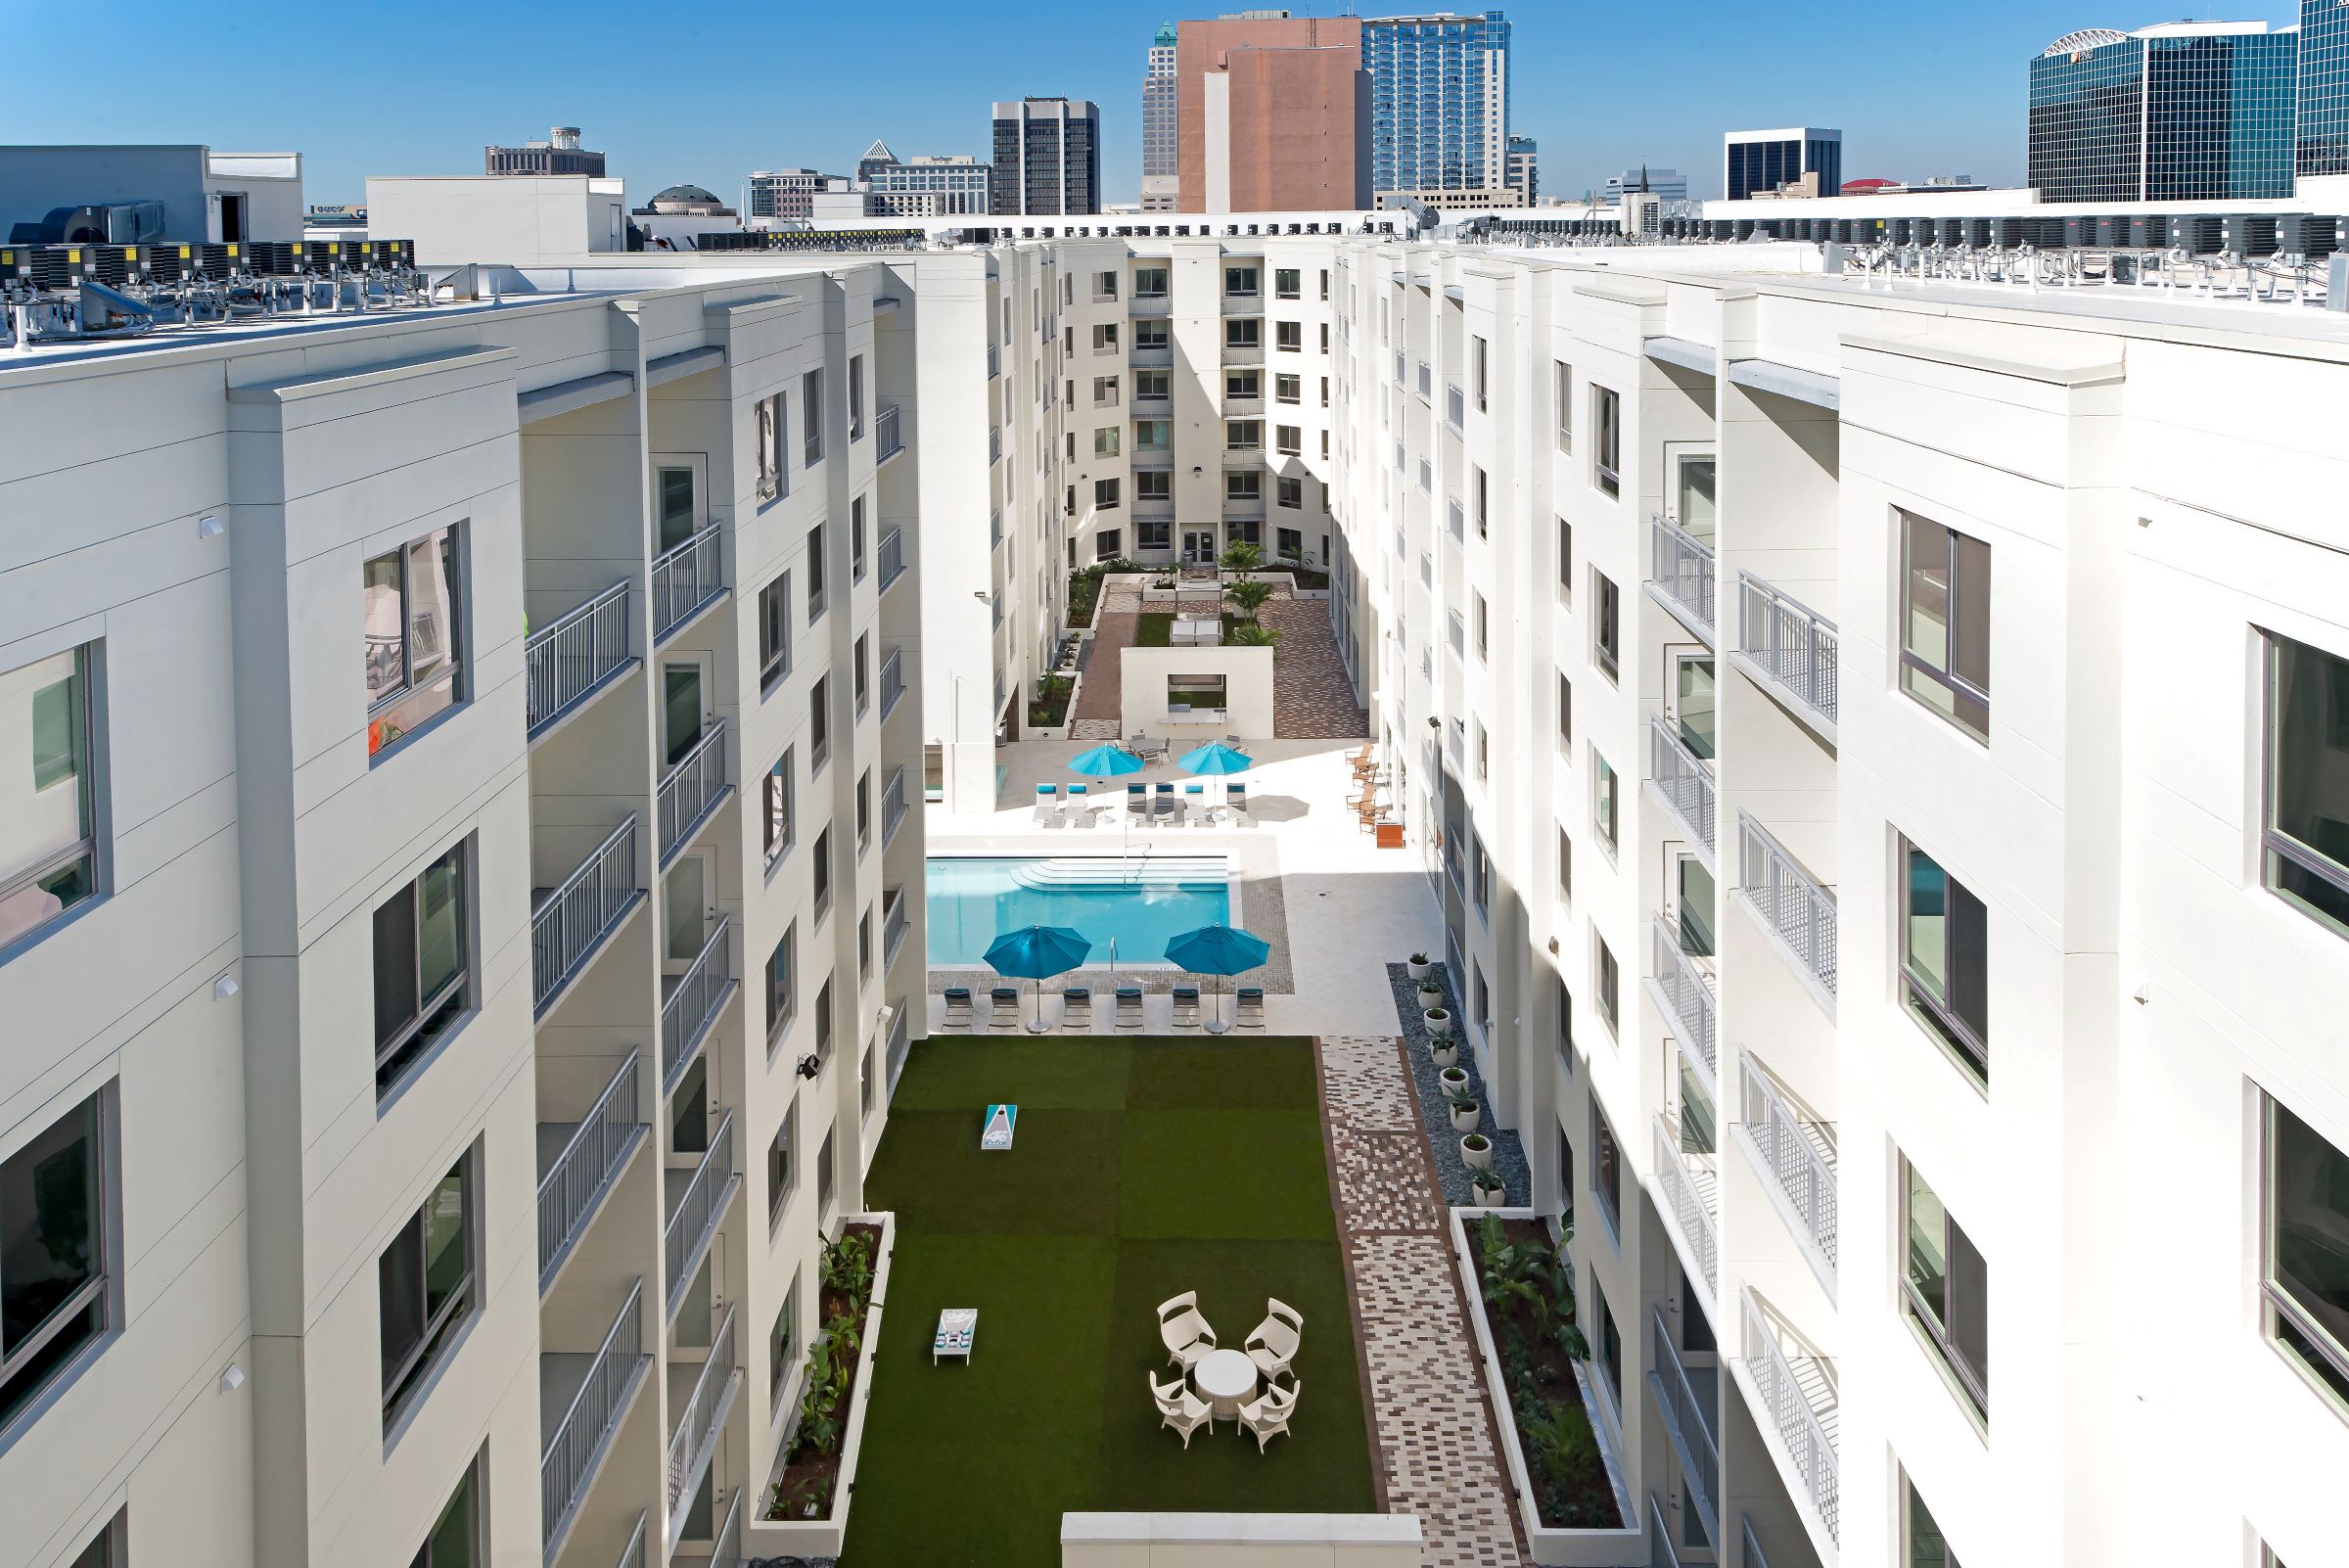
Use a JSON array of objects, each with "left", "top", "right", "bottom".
[
  {"left": 840, "top": 1037, "right": 1375, "bottom": 1568},
  {"left": 1134, "top": 611, "right": 1245, "bottom": 648}
]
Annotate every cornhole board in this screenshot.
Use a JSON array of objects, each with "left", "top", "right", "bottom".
[{"left": 982, "top": 1103, "right": 1017, "bottom": 1150}]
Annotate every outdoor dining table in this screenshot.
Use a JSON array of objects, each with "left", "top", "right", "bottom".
[{"left": 1190, "top": 1347, "right": 1259, "bottom": 1419}]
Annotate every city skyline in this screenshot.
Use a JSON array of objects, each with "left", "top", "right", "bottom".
[{"left": 0, "top": 0, "right": 2252, "bottom": 208}]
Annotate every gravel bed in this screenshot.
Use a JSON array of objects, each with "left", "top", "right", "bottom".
[{"left": 1385, "top": 962, "right": 1530, "bottom": 1207}]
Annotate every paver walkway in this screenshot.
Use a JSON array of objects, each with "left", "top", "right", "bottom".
[
  {"left": 1318, "top": 1035, "right": 1526, "bottom": 1568},
  {"left": 1072, "top": 609, "right": 1137, "bottom": 723},
  {"left": 1264, "top": 597, "right": 1370, "bottom": 738}
]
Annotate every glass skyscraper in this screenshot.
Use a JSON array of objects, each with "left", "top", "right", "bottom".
[
  {"left": 2298, "top": 0, "right": 2349, "bottom": 176},
  {"left": 1365, "top": 11, "right": 1511, "bottom": 196},
  {"left": 1143, "top": 23, "right": 1177, "bottom": 182},
  {"left": 2028, "top": 22, "right": 2297, "bottom": 203}
]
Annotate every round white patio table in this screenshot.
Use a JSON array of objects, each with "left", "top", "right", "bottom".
[{"left": 1191, "top": 1347, "right": 1259, "bottom": 1421}]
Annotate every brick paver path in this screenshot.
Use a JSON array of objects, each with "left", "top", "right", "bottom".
[
  {"left": 1318, "top": 1036, "right": 1526, "bottom": 1568},
  {"left": 1073, "top": 610, "right": 1137, "bottom": 721},
  {"left": 1265, "top": 597, "right": 1370, "bottom": 739}
]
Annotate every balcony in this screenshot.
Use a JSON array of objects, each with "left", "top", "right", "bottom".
[
  {"left": 1735, "top": 811, "right": 1838, "bottom": 1008},
  {"left": 1652, "top": 1115, "right": 1720, "bottom": 1296},
  {"left": 1647, "top": 1309, "right": 1720, "bottom": 1548},
  {"left": 878, "top": 526, "right": 907, "bottom": 594},
  {"left": 876, "top": 402, "right": 903, "bottom": 463},
  {"left": 1740, "top": 1288, "right": 1839, "bottom": 1546},
  {"left": 986, "top": 343, "right": 1000, "bottom": 379},
  {"left": 989, "top": 510, "right": 1003, "bottom": 550},
  {"left": 660, "top": 917, "right": 737, "bottom": 1093},
  {"left": 1447, "top": 498, "right": 1464, "bottom": 542},
  {"left": 1415, "top": 360, "right": 1432, "bottom": 399},
  {"left": 1647, "top": 713, "right": 1718, "bottom": 865},
  {"left": 1446, "top": 381, "right": 1464, "bottom": 429},
  {"left": 1446, "top": 608, "right": 1465, "bottom": 660},
  {"left": 1647, "top": 913, "right": 1719, "bottom": 1085},
  {"left": 673, "top": 1487, "right": 743, "bottom": 1568},
  {"left": 1646, "top": 1494, "right": 1684, "bottom": 1568},
  {"left": 1393, "top": 351, "right": 1406, "bottom": 388},
  {"left": 541, "top": 1282, "right": 651, "bottom": 1566},
  {"left": 651, "top": 523, "right": 724, "bottom": 645},
  {"left": 664, "top": 1303, "right": 742, "bottom": 1544},
  {"left": 533, "top": 816, "right": 643, "bottom": 1017},
  {"left": 526, "top": 581, "right": 632, "bottom": 738},
  {"left": 882, "top": 765, "right": 909, "bottom": 848},
  {"left": 537, "top": 1052, "right": 646, "bottom": 1292},
  {"left": 1221, "top": 339, "right": 1265, "bottom": 367},
  {"left": 883, "top": 885, "right": 909, "bottom": 972},
  {"left": 664, "top": 1114, "right": 740, "bottom": 1309},
  {"left": 878, "top": 645, "right": 906, "bottom": 722},
  {"left": 989, "top": 426, "right": 1001, "bottom": 465},
  {"left": 1734, "top": 572, "right": 1839, "bottom": 735},
  {"left": 657, "top": 720, "right": 729, "bottom": 866},
  {"left": 1645, "top": 514, "right": 1717, "bottom": 645},
  {"left": 1740, "top": 1053, "right": 1838, "bottom": 1276}
]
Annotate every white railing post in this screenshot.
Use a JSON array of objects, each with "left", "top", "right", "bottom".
[
  {"left": 1648, "top": 513, "right": 1718, "bottom": 635},
  {"left": 876, "top": 401, "right": 902, "bottom": 460}
]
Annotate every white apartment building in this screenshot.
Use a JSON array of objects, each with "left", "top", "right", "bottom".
[{"left": 0, "top": 262, "right": 929, "bottom": 1568}]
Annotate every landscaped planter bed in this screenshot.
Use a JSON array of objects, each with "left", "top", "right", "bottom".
[{"left": 750, "top": 1213, "right": 896, "bottom": 1557}]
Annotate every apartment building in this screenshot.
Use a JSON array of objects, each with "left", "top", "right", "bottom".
[
  {"left": 1321, "top": 239, "right": 2349, "bottom": 1568},
  {"left": 0, "top": 262, "right": 929, "bottom": 1568}
]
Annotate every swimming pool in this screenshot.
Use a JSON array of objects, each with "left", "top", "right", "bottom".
[{"left": 924, "top": 854, "right": 1236, "bottom": 967}]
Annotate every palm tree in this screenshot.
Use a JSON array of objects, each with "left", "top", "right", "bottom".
[
  {"left": 1218, "top": 540, "right": 1263, "bottom": 582},
  {"left": 1224, "top": 578, "right": 1275, "bottom": 622}
]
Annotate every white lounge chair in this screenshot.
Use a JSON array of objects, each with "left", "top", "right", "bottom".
[
  {"left": 1244, "top": 1298, "right": 1304, "bottom": 1379},
  {"left": 1150, "top": 1372, "right": 1214, "bottom": 1448},
  {"left": 1238, "top": 1375, "right": 1298, "bottom": 1453},
  {"left": 1034, "top": 783, "right": 1061, "bottom": 825},
  {"left": 1157, "top": 1289, "right": 1217, "bottom": 1370}
]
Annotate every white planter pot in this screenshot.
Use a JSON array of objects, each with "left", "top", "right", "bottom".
[
  {"left": 1450, "top": 1103, "right": 1481, "bottom": 1134},
  {"left": 1406, "top": 959, "right": 1432, "bottom": 981},
  {"left": 1423, "top": 1008, "right": 1452, "bottom": 1038},
  {"left": 1428, "top": 1040, "right": 1459, "bottom": 1070},
  {"left": 1460, "top": 1137, "right": 1495, "bottom": 1171},
  {"left": 1470, "top": 1178, "right": 1506, "bottom": 1205}
]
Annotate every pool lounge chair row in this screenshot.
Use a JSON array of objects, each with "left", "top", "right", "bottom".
[
  {"left": 1034, "top": 782, "right": 1253, "bottom": 828},
  {"left": 940, "top": 985, "right": 1267, "bottom": 1030}
]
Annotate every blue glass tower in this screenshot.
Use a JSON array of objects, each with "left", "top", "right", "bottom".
[
  {"left": 1365, "top": 12, "right": 1512, "bottom": 196},
  {"left": 2299, "top": 0, "right": 2349, "bottom": 176},
  {"left": 2028, "top": 23, "right": 2298, "bottom": 203}
]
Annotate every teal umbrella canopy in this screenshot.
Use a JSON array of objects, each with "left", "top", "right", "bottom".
[
  {"left": 1163, "top": 923, "right": 1271, "bottom": 976},
  {"left": 984, "top": 925, "right": 1094, "bottom": 979},
  {"left": 1177, "top": 741, "right": 1254, "bottom": 775},
  {"left": 1068, "top": 743, "right": 1145, "bottom": 777}
]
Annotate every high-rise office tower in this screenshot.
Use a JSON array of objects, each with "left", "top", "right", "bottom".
[
  {"left": 857, "top": 143, "right": 993, "bottom": 216},
  {"left": 1143, "top": 23, "right": 1180, "bottom": 210},
  {"left": 1603, "top": 166, "right": 1690, "bottom": 203},
  {"left": 484, "top": 125, "right": 605, "bottom": 177},
  {"left": 1364, "top": 11, "right": 1513, "bottom": 206},
  {"left": 1505, "top": 133, "right": 1538, "bottom": 205},
  {"left": 1725, "top": 126, "right": 1843, "bottom": 200},
  {"left": 990, "top": 98, "right": 1101, "bottom": 215},
  {"left": 2300, "top": 0, "right": 2349, "bottom": 179},
  {"left": 1176, "top": 13, "right": 1369, "bottom": 211},
  {"left": 2029, "top": 21, "right": 2298, "bottom": 203}
]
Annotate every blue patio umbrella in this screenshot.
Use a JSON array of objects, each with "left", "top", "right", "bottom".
[
  {"left": 1164, "top": 923, "right": 1271, "bottom": 1034},
  {"left": 1176, "top": 741, "right": 1254, "bottom": 775},
  {"left": 984, "top": 924, "right": 1094, "bottom": 1032},
  {"left": 1068, "top": 742, "right": 1144, "bottom": 777}
]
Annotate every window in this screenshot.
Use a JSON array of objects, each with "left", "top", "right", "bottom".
[
  {"left": 2264, "top": 631, "right": 2349, "bottom": 937},
  {"left": 1591, "top": 1281, "right": 1621, "bottom": 1409},
  {"left": 1275, "top": 373, "right": 1302, "bottom": 404},
  {"left": 817, "top": 1126, "right": 838, "bottom": 1215},
  {"left": 852, "top": 635, "right": 870, "bottom": 716},
  {"left": 2265, "top": 1093, "right": 2349, "bottom": 1408},
  {"left": 1094, "top": 530, "right": 1123, "bottom": 561},
  {"left": 1135, "top": 319, "right": 1170, "bottom": 349},
  {"left": 809, "top": 675, "right": 830, "bottom": 771},
  {"left": 1318, "top": 323, "right": 1329, "bottom": 354},
  {"left": 1556, "top": 671, "right": 1572, "bottom": 747},
  {"left": 1471, "top": 834, "right": 1491, "bottom": 912},
  {"left": 1167, "top": 672, "right": 1226, "bottom": 714},
  {"left": 1134, "top": 420, "right": 1171, "bottom": 450},
  {"left": 1275, "top": 425, "right": 1302, "bottom": 456},
  {"left": 1224, "top": 471, "right": 1261, "bottom": 502},
  {"left": 1901, "top": 838, "right": 1990, "bottom": 1082},
  {"left": 806, "top": 524, "right": 827, "bottom": 621},
  {"left": 847, "top": 353, "right": 865, "bottom": 438},
  {"left": 1554, "top": 1116, "right": 1576, "bottom": 1221},
  {"left": 2, "top": 643, "right": 101, "bottom": 949},
  {"left": 756, "top": 391, "right": 786, "bottom": 499},
  {"left": 1092, "top": 375, "right": 1120, "bottom": 407},
  {"left": 1136, "top": 519, "right": 1172, "bottom": 549},
  {"left": 1093, "top": 269, "right": 1118, "bottom": 300},
  {"left": 1135, "top": 368, "right": 1171, "bottom": 399},
  {"left": 1134, "top": 266, "right": 1169, "bottom": 298},
  {"left": 1277, "top": 477, "right": 1303, "bottom": 510},
  {"left": 1471, "top": 335, "right": 1488, "bottom": 410},
  {"left": 1224, "top": 264, "right": 1259, "bottom": 297},
  {"left": 1, "top": 1088, "right": 111, "bottom": 1430},
  {"left": 1473, "top": 467, "right": 1488, "bottom": 537},
  {"left": 1593, "top": 752, "right": 1618, "bottom": 853},
  {"left": 1553, "top": 361, "right": 1571, "bottom": 450},
  {"left": 769, "top": 1268, "right": 798, "bottom": 1398},
  {"left": 1274, "top": 320, "right": 1302, "bottom": 352},
  {"left": 758, "top": 574, "right": 791, "bottom": 692},
  {"left": 64, "top": 1510, "right": 127, "bottom": 1568},
  {"left": 1226, "top": 421, "right": 1263, "bottom": 451},
  {"left": 1091, "top": 322, "right": 1120, "bottom": 351},
  {"left": 1591, "top": 384, "right": 1620, "bottom": 498},
  {"left": 1274, "top": 267, "right": 1301, "bottom": 299},
  {"left": 1900, "top": 510, "right": 1992, "bottom": 741},
  {"left": 1591, "top": 570, "right": 1620, "bottom": 679},
  {"left": 1905, "top": 1475, "right": 1960, "bottom": 1568},
  {"left": 1902, "top": 1157, "right": 1989, "bottom": 1415},
  {"left": 1224, "top": 318, "right": 1261, "bottom": 349},
  {"left": 409, "top": 1454, "right": 483, "bottom": 1568},
  {"left": 1225, "top": 369, "right": 1261, "bottom": 399},
  {"left": 374, "top": 843, "right": 470, "bottom": 1097},
  {"left": 1556, "top": 825, "right": 1572, "bottom": 902},
  {"left": 815, "top": 975, "right": 835, "bottom": 1060},
  {"left": 1094, "top": 477, "right": 1122, "bottom": 509},
  {"left": 364, "top": 525, "right": 465, "bottom": 758},
  {"left": 1318, "top": 268, "right": 1330, "bottom": 300},
  {"left": 812, "top": 827, "right": 833, "bottom": 915},
  {"left": 1595, "top": 935, "right": 1619, "bottom": 1036},
  {"left": 1591, "top": 1101, "right": 1622, "bottom": 1236},
  {"left": 855, "top": 769, "right": 872, "bottom": 854},
  {"left": 1319, "top": 376, "right": 1330, "bottom": 408},
  {"left": 380, "top": 1152, "right": 478, "bottom": 1426},
  {"left": 802, "top": 369, "right": 824, "bottom": 466},
  {"left": 1555, "top": 518, "right": 1572, "bottom": 600},
  {"left": 850, "top": 497, "right": 867, "bottom": 581},
  {"left": 1474, "top": 594, "right": 1490, "bottom": 661},
  {"left": 1136, "top": 470, "right": 1173, "bottom": 503},
  {"left": 1276, "top": 526, "right": 1304, "bottom": 560},
  {"left": 763, "top": 750, "right": 795, "bottom": 867},
  {"left": 1093, "top": 427, "right": 1119, "bottom": 458},
  {"left": 765, "top": 923, "right": 797, "bottom": 1045}
]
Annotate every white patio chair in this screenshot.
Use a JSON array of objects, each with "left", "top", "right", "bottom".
[
  {"left": 1239, "top": 1375, "right": 1298, "bottom": 1453},
  {"left": 1151, "top": 1372, "right": 1214, "bottom": 1448},
  {"left": 1244, "top": 1297, "right": 1304, "bottom": 1379},
  {"left": 1157, "top": 1289, "right": 1217, "bottom": 1370}
]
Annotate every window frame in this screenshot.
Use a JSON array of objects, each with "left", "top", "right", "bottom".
[
  {"left": 372, "top": 840, "right": 474, "bottom": 1100},
  {"left": 1898, "top": 509, "right": 1993, "bottom": 743},
  {"left": 1591, "top": 384, "right": 1621, "bottom": 498},
  {"left": 757, "top": 572, "right": 792, "bottom": 694},
  {"left": 1590, "top": 1099, "right": 1623, "bottom": 1240},
  {"left": 768, "top": 1104, "right": 798, "bottom": 1226},
  {"left": 2, "top": 640, "right": 106, "bottom": 954},
  {"left": 2263, "top": 1092, "right": 2349, "bottom": 1411},
  {"left": 763, "top": 748, "right": 796, "bottom": 869},
  {"left": 1898, "top": 836, "right": 1991, "bottom": 1084},
  {"left": 2262, "top": 629, "right": 2349, "bottom": 939},
  {"left": 364, "top": 523, "right": 468, "bottom": 761},
  {"left": 1591, "top": 569, "right": 1620, "bottom": 679},
  {"left": 765, "top": 921, "right": 798, "bottom": 1049},
  {"left": 0, "top": 1085, "right": 115, "bottom": 1436},
  {"left": 379, "top": 1147, "right": 482, "bottom": 1433},
  {"left": 1900, "top": 1156, "right": 1989, "bottom": 1419}
]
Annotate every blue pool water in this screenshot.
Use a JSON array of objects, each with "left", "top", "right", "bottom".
[{"left": 925, "top": 855, "right": 1232, "bottom": 967}]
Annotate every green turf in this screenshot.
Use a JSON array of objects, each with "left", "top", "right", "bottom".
[{"left": 840, "top": 1037, "right": 1375, "bottom": 1568}]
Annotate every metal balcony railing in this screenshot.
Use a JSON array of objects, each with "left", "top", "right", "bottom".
[
  {"left": 657, "top": 720, "right": 728, "bottom": 864},
  {"left": 1648, "top": 713, "right": 1718, "bottom": 862},
  {"left": 651, "top": 523, "right": 723, "bottom": 644},
  {"left": 1742, "top": 1288, "right": 1840, "bottom": 1545},
  {"left": 1650, "top": 912, "right": 1719, "bottom": 1082},
  {"left": 1446, "top": 381, "right": 1465, "bottom": 428},
  {"left": 1736, "top": 572, "right": 1839, "bottom": 726},
  {"left": 1736, "top": 811, "right": 1839, "bottom": 1000},
  {"left": 1647, "top": 513, "right": 1717, "bottom": 638},
  {"left": 527, "top": 581, "right": 630, "bottom": 736},
  {"left": 660, "top": 916, "right": 733, "bottom": 1091},
  {"left": 1393, "top": 350, "right": 1406, "bottom": 387},
  {"left": 990, "top": 592, "right": 1005, "bottom": 630},
  {"left": 876, "top": 402, "right": 902, "bottom": 461},
  {"left": 1448, "top": 498, "right": 1465, "bottom": 541},
  {"left": 1648, "top": 1308, "right": 1720, "bottom": 1547},
  {"left": 878, "top": 525, "right": 906, "bottom": 592},
  {"left": 990, "top": 510, "right": 1003, "bottom": 550},
  {"left": 707, "top": 1486, "right": 745, "bottom": 1568},
  {"left": 1743, "top": 1518, "right": 1773, "bottom": 1568},
  {"left": 533, "top": 817, "right": 640, "bottom": 1016},
  {"left": 1447, "top": 609, "right": 1465, "bottom": 658},
  {"left": 664, "top": 1301, "right": 740, "bottom": 1515},
  {"left": 542, "top": 1282, "right": 646, "bottom": 1560},
  {"left": 1741, "top": 1054, "right": 1838, "bottom": 1272},
  {"left": 537, "top": 1052, "right": 642, "bottom": 1290},
  {"left": 882, "top": 765, "right": 909, "bottom": 847},
  {"left": 883, "top": 886, "right": 908, "bottom": 971},
  {"left": 989, "top": 426, "right": 1001, "bottom": 464},
  {"left": 885, "top": 1001, "right": 912, "bottom": 1091},
  {"left": 1653, "top": 1116, "right": 1720, "bottom": 1296},
  {"left": 878, "top": 646, "right": 906, "bottom": 721},
  {"left": 987, "top": 342, "right": 1000, "bottom": 379},
  {"left": 614, "top": 1511, "right": 648, "bottom": 1568},
  {"left": 1416, "top": 360, "right": 1432, "bottom": 398},
  {"left": 664, "top": 1114, "right": 737, "bottom": 1306}
]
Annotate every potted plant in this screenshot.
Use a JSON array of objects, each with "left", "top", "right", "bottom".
[
  {"left": 1470, "top": 1168, "right": 1506, "bottom": 1206},
  {"left": 1427, "top": 1035, "right": 1460, "bottom": 1070},
  {"left": 1460, "top": 1131, "right": 1495, "bottom": 1170},
  {"left": 1406, "top": 952, "right": 1432, "bottom": 981},
  {"left": 1424, "top": 1004, "right": 1452, "bottom": 1038},
  {"left": 1444, "top": 1084, "right": 1482, "bottom": 1133},
  {"left": 1438, "top": 1065, "right": 1470, "bottom": 1096}
]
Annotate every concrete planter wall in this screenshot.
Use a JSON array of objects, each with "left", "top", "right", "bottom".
[
  {"left": 746, "top": 1211, "right": 898, "bottom": 1559},
  {"left": 1445, "top": 1207, "right": 1644, "bottom": 1567},
  {"left": 1062, "top": 1512, "right": 1422, "bottom": 1566}
]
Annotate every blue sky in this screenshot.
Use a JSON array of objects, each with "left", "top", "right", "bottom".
[{"left": 20, "top": 2, "right": 2301, "bottom": 205}]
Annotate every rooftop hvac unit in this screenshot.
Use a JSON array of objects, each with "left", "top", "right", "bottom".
[
  {"left": 1716, "top": 219, "right": 1737, "bottom": 241},
  {"left": 2092, "top": 214, "right": 2124, "bottom": 247},
  {"left": 1963, "top": 217, "right": 1992, "bottom": 246},
  {"left": 2277, "top": 213, "right": 2336, "bottom": 259},
  {"left": 2223, "top": 213, "right": 2279, "bottom": 256},
  {"left": 1936, "top": 216, "right": 1963, "bottom": 245},
  {"left": 1888, "top": 217, "right": 1913, "bottom": 245},
  {"left": 1992, "top": 217, "right": 2024, "bottom": 248},
  {"left": 2127, "top": 214, "right": 2162, "bottom": 248},
  {"left": 247, "top": 241, "right": 299, "bottom": 276},
  {"left": 2061, "top": 215, "right": 2091, "bottom": 248},
  {"left": 2168, "top": 214, "right": 2223, "bottom": 254},
  {"left": 6, "top": 200, "right": 168, "bottom": 246}
]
